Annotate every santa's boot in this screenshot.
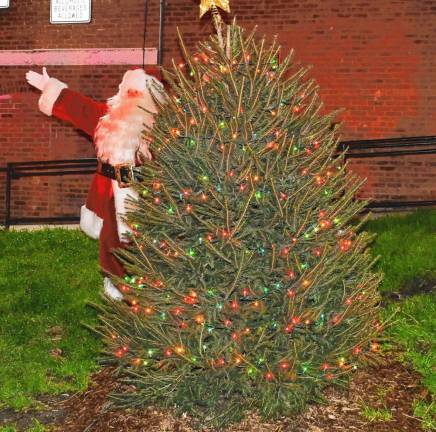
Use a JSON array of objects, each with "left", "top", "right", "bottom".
[{"left": 103, "top": 277, "right": 123, "bottom": 301}]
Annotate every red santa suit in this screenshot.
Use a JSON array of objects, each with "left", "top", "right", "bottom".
[{"left": 36, "top": 69, "right": 165, "bottom": 281}]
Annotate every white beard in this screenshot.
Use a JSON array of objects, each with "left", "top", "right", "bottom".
[
  {"left": 94, "top": 92, "right": 154, "bottom": 165},
  {"left": 94, "top": 90, "right": 159, "bottom": 241}
]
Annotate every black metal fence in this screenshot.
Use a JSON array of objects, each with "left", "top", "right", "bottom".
[{"left": 2, "top": 136, "right": 436, "bottom": 228}]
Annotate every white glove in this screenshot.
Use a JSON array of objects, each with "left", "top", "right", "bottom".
[{"left": 26, "top": 67, "right": 50, "bottom": 91}]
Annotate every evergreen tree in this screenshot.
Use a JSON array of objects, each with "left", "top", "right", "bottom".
[{"left": 97, "top": 21, "right": 382, "bottom": 428}]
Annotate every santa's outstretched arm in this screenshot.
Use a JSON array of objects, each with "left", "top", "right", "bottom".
[{"left": 26, "top": 68, "right": 107, "bottom": 136}]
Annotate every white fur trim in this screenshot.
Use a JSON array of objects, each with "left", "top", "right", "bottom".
[
  {"left": 79, "top": 205, "right": 103, "bottom": 239},
  {"left": 112, "top": 180, "right": 138, "bottom": 242},
  {"left": 103, "top": 277, "right": 123, "bottom": 300},
  {"left": 38, "top": 77, "right": 68, "bottom": 116}
]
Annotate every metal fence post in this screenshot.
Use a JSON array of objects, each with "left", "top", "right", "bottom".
[{"left": 5, "top": 163, "right": 12, "bottom": 229}]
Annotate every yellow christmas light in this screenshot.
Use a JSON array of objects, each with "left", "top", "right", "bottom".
[{"left": 199, "top": 0, "right": 230, "bottom": 18}]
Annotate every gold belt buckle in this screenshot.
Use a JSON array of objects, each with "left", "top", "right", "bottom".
[{"left": 114, "top": 163, "right": 133, "bottom": 188}]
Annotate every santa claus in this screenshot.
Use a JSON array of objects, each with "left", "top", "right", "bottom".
[{"left": 26, "top": 67, "right": 166, "bottom": 300}]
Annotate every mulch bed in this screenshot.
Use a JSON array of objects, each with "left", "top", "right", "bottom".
[{"left": 1, "top": 356, "right": 428, "bottom": 431}]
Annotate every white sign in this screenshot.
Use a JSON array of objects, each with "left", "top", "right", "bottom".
[
  {"left": 50, "top": 0, "right": 91, "bottom": 24},
  {"left": 0, "top": 0, "right": 10, "bottom": 9}
]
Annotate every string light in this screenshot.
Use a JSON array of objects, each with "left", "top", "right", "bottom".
[{"left": 265, "top": 371, "right": 274, "bottom": 381}]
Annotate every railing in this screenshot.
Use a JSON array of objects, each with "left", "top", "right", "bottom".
[
  {"left": 2, "top": 136, "right": 436, "bottom": 227},
  {"left": 3, "top": 158, "right": 97, "bottom": 227}
]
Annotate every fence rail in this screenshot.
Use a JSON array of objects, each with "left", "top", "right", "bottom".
[{"left": 2, "top": 136, "right": 436, "bottom": 227}]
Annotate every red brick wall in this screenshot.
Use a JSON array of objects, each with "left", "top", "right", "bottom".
[{"left": 1, "top": 0, "right": 435, "bottom": 223}]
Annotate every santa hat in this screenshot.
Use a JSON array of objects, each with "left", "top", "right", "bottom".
[{"left": 118, "top": 68, "right": 166, "bottom": 104}]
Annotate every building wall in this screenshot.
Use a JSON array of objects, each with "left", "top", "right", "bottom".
[{"left": 1, "top": 0, "right": 435, "bottom": 223}]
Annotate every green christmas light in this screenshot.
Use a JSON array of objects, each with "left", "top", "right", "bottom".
[
  {"left": 141, "top": 189, "right": 149, "bottom": 197},
  {"left": 247, "top": 367, "right": 256, "bottom": 375},
  {"left": 188, "top": 248, "right": 196, "bottom": 257},
  {"left": 255, "top": 191, "right": 262, "bottom": 200},
  {"left": 167, "top": 206, "right": 175, "bottom": 215},
  {"left": 219, "top": 121, "right": 226, "bottom": 129}
]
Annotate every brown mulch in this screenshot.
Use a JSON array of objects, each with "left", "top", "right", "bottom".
[{"left": 1, "top": 358, "right": 428, "bottom": 432}]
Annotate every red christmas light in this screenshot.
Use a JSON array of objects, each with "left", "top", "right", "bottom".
[
  {"left": 286, "top": 269, "right": 296, "bottom": 279},
  {"left": 339, "top": 239, "right": 352, "bottom": 252},
  {"left": 265, "top": 371, "right": 274, "bottom": 381},
  {"left": 164, "top": 348, "right": 173, "bottom": 357},
  {"left": 287, "top": 289, "right": 296, "bottom": 298},
  {"left": 183, "top": 295, "right": 198, "bottom": 305},
  {"left": 217, "top": 357, "right": 226, "bottom": 366},
  {"left": 285, "top": 324, "right": 294, "bottom": 333},
  {"left": 280, "top": 247, "right": 290, "bottom": 257},
  {"left": 173, "top": 307, "right": 184, "bottom": 315},
  {"left": 280, "top": 361, "right": 290, "bottom": 370},
  {"left": 230, "top": 300, "right": 239, "bottom": 311},
  {"left": 320, "top": 219, "right": 331, "bottom": 229},
  {"left": 353, "top": 346, "right": 362, "bottom": 355},
  {"left": 291, "top": 316, "right": 300, "bottom": 325},
  {"left": 313, "top": 248, "right": 322, "bottom": 257}
]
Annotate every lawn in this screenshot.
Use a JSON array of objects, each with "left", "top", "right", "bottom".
[
  {"left": 0, "top": 229, "right": 103, "bottom": 411},
  {"left": 0, "top": 209, "right": 435, "bottom": 431}
]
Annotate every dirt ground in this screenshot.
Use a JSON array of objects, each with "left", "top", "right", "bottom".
[{"left": 1, "top": 354, "right": 429, "bottom": 432}]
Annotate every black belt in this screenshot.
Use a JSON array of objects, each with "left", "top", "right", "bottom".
[{"left": 97, "top": 161, "right": 136, "bottom": 188}]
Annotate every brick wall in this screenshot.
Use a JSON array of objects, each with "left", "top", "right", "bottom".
[{"left": 1, "top": 0, "right": 435, "bottom": 223}]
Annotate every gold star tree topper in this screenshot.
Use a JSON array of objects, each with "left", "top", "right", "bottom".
[{"left": 199, "top": 0, "right": 231, "bottom": 18}]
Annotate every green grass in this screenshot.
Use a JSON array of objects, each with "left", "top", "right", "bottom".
[
  {"left": 364, "top": 209, "right": 436, "bottom": 293},
  {"left": 0, "top": 419, "right": 47, "bottom": 432},
  {"left": 0, "top": 228, "right": 103, "bottom": 410},
  {"left": 413, "top": 400, "right": 436, "bottom": 431},
  {"left": 360, "top": 405, "right": 393, "bottom": 422},
  {"left": 364, "top": 210, "right": 436, "bottom": 397}
]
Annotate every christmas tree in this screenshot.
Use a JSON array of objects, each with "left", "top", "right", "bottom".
[{"left": 97, "top": 12, "right": 382, "bottom": 428}]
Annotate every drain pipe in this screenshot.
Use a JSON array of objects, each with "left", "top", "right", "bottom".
[{"left": 158, "top": 0, "right": 165, "bottom": 66}]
